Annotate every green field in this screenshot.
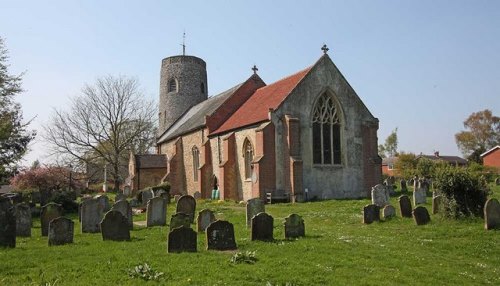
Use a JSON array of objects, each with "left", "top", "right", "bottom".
[{"left": 1, "top": 185, "right": 499, "bottom": 285}]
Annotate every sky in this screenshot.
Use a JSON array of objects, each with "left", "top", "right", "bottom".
[{"left": 1, "top": 0, "right": 499, "bottom": 166}]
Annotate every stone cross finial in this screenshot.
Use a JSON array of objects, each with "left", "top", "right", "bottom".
[
  {"left": 252, "top": 65, "right": 258, "bottom": 74},
  {"left": 321, "top": 44, "right": 329, "bottom": 54}
]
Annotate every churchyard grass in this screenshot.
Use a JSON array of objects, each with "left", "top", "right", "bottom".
[{"left": 1, "top": 185, "right": 499, "bottom": 285}]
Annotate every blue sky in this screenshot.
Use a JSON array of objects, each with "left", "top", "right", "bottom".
[{"left": 1, "top": 0, "right": 499, "bottom": 165}]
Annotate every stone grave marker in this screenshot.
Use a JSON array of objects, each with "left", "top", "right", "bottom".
[
  {"left": 81, "top": 198, "right": 104, "bottom": 233},
  {"left": 413, "top": 206, "right": 431, "bottom": 225},
  {"left": 432, "top": 195, "right": 443, "bottom": 215},
  {"left": 170, "top": 212, "right": 191, "bottom": 231},
  {"left": 363, "top": 204, "right": 380, "bottom": 224},
  {"left": 398, "top": 195, "right": 412, "bottom": 218},
  {"left": 40, "top": 189, "right": 51, "bottom": 207},
  {"left": 168, "top": 226, "right": 197, "bottom": 253},
  {"left": 101, "top": 210, "right": 130, "bottom": 241},
  {"left": 413, "top": 185, "right": 427, "bottom": 206},
  {"left": 206, "top": 220, "right": 237, "bottom": 251},
  {"left": 284, "top": 214, "right": 305, "bottom": 239},
  {"left": 400, "top": 179, "right": 408, "bottom": 193},
  {"left": 371, "top": 184, "right": 389, "bottom": 207},
  {"left": 123, "top": 185, "right": 131, "bottom": 197},
  {"left": 197, "top": 209, "right": 216, "bottom": 232},
  {"left": 246, "top": 198, "right": 265, "bottom": 228},
  {"left": 176, "top": 195, "right": 196, "bottom": 223},
  {"left": 41, "top": 203, "right": 63, "bottom": 236},
  {"left": 94, "top": 194, "right": 111, "bottom": 212},
  {"left": 15, "top": 203, "right": 31, "bottom": 237},
  {"left": 0, "top": 197, "right": 16, "bottom": 248},
  {"left": 383, "top": 205, "right": 396, "bottom": 219},
  {"left": 484, "top": 198, "right": 500, "bottom": 230},
  {"left": 141, "top": 189, "right": 154, "bottom": 207},
  {"left": 48, "top": 217, "right": 74, "bottom": 246},
  {"left": 251, "top": 212, "right": 274, "bottom": 241},
  {"left": 111, "top": 199, "right": 133, "bottom": 229},
  {"left": 147, "top": 197, "right": 167, "bottom": 227},
  {"left": 159, "top": 191, "right": 170, "bottom": 204},
  {"left": 115, "top": 192, "right": 126, "bottom": 202}
]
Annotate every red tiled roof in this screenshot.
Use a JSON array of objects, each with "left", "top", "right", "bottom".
[{"left": 210, "top": 66, "right": 312, "bottom": 135}]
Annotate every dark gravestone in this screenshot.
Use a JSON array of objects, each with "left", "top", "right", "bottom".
[
  {"left": 81, "top": 198, "right": 104, "bottom": 233},
  {"left": 206, "top": 220, "right": 237, "bottom": 251},
  {"left": 15, "top": 203, "right": 32, "bottom": 237},
  {"left": 101, "top": 211, "right": 130, "bottom": 241},
  {"left": 170, "top": 212, "right": 191, "bottom": 231},
  {"left": 147, "top": 197, "right": 167, "bottom": 227},
  {"left": 168, "top": 226, "right": 197, "bottom": 253},
  {"left": 141, "top": 189, "right": 154, "bottom": 207},
  {"left": 413, "top": 206, "right": 431, "bottom": 225},
  {"left": 398, "top": 195, "right": 412, "bottom": 218},
  {"left": 284, "top": 214, "right": 305, "bottom": 239},
  {"left": 363, "top": 204, "right": 380, "bottom": 224},
  {"left": 94, "top": 194, "right": 111, "bottom": 212},
  {"left": 115, "top": 193, "right": 126, "bottom": 203},
  {"left": 246, "top": 198, "right": 265, "bottom": 228},
  {"left": 197, "top": 209, "right": 216, "bottom": 232},
  {"left": 400, "top": 180, "right": 408, "bottom": 193},
  {"left": 48, "top": 217, "right": 74, "bottom": 246},
  {"left": 40, "top": 189, "right": 51, "bottom": 207},
  {"left": 382, "top": 205, "right": 396, "bottom": 219},
  {"left": 41, "top": 203, "right": 63, "bottom": 236},
  {"left": 484, "top": 198, "right": 500, "bottom": 230},
  {"left": 251, "top": 212, "right": 274, "bottom": 241},
  {"left": 432, "top": 195, "right": 443, "bottom": 215},
  {"left": 159, "top": 191, "right": 171, "bottom": 204},
  {"left": 176, "top": 195, "right": 196, "bottom": 223},
  {"left": 0, "top": 197, "right": 16, "bottom": 248},
  {"left": 111, "top": 200, "right": 133, "bottom": 229}
]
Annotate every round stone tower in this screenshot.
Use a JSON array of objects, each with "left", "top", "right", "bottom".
[{"left": 158, "top": 55, "right": 208, "bottom": 135}]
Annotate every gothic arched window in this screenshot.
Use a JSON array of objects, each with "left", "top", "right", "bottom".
[
  {"left": 312, "top": 93, "right": 342, "bottom": 165},
  {"left": 168, "top": 78, "right": 177, "bottom": 93},
  {"left": 200, "top": 82, "right": 205, "bottom": 94},
  {"left": 192, "top": 146, "right": 200, "bottom": 182},
  {"left": 243, "top": 139, "right": 254, "bottom": 180}
]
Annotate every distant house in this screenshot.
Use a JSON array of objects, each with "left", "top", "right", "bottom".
[
  {"left": 381, "top": 152, "right": 467, "bottom": 176},
  {"left": 481, "top": 146, "right": 500, "bottom": 170},
  {"left": 381, "top": 157, "right": 397, "bottom": 176}
]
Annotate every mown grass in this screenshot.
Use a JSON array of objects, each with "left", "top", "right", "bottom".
[{"left": 1, "top": 185, "right": 499, "bottom": 285}]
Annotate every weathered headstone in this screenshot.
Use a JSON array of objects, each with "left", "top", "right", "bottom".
[
  {"left": 170, "top": 212, "right": 191, "bottom": 231},
  {"left": 413, "top": 187, "right": 426, "bottom": 206},
  {"left": 419, "top": 179, "right": 430, "bottom": 194},
  {"left": 41, "top": 203, "right": 63, "bottom": 236},
  {"left": 206, "top": 220, "right": 237, "bottom": 251},
  {"left": 432, "top": 195, "right": 443, "bottom": 215},
  {"left": 115, "top": 192, "right": 126, "bottom": 203},
  {"left": 147, "top": 197, "right": 167, "bottom": 227},
  {"left": 251, "top": 212, "right": 274, "bottom": 241},
  {"left": 123, "top": 185, "right": 131, "bottom": 197},
  {"left": 111, "top": 199, "right": 133, "bottom": 229},
  {"left": 371, "top": 184, "right": 389, "bottom": 207},
  {"left": 100, "top": 211, "right": 130, "bottom": 241},
  {"left": 484, "top": 198, "right": 500, "bottom": 230},
  {"left": 81, "top": 198, "right": 104, "bottom": 233},
  {"left": 197, "top": 209, "right": 216, "bottom": 232},
  {"left": 400, "top": 180, "right": 408, "bottom": 193},
  {"left": 413, "top": 206, "right": 431, "bottom": 225},
  {"left": 0, "top": 197, "right": 16, "bottom": 248},
  {"left": 363, "top": 204, "right": 380, "bottom": 224},
  {"left": 383, "top": 205, "right": 396, "bottom": 219},
  {"left": 15, "top": 203, "right": 32, "bottom": 237},
  {"left": 48, "top": 217, "right": 74, "bottom": 246},
  {"left": 176, "top": 195, "right": 196, "bottom": 223},
  {"left": 141, "top": 189, "right": 154, "bottom": 207},
  {"left": 94, "top": 194, "right": 111, "bottom": 212},
  {"left": 168, "top": 226, "right": 197, "bottom": 253},
  {"left": 246, "top": 198, "right": 265, "bottom": 228},
  {"left": 398, "top": 195, "right": 412, "bottom": 218},
  {"left": 284, "top": 214, "right": 305, "bottom": 239}
]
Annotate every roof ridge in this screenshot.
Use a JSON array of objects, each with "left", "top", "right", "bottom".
[{"left": 256, "top": 65, "right": 313, "bottom": 92}]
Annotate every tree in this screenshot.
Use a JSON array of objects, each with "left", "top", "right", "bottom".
[
  {"left": 0, "top": 37, "right": 35, "bottom": 184},
  {"left": 378, "top": 128, "right": 398, "bottom": 158},
  {"left": 455, "top": 109, "right": 500, "bottom": 163},
  {"left": 44, "top": 75, "right": 156, "bottom": 191},
  {"left": 10, "top": 165, "right": 84, "bottom": 191},
  {"left": 394, "top": 152, "right": 417, "bottom": 179}
]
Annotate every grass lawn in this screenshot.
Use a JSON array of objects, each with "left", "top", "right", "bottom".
[{"left": 1, "top": 185, "right": 499, "bottom": 285}]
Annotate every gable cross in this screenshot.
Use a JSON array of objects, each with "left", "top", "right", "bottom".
[
  {"left": 321, "top": 44, "right": 329, "bottom": 54},
  {"left": 252, "top": 65, "right": 258, "bottom": 74}
]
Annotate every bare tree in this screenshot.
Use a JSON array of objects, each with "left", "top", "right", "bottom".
[{"left": 44, "top": 75, "right": 156, "bottom": 191}]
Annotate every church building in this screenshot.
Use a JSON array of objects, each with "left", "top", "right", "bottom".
[{"left": 129, "top": 46, "right": 382, "bottom": 201}]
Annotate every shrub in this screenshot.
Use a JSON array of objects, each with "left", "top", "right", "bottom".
[{"left": 51, "top": 190, "right": 79, "bottom": 213}]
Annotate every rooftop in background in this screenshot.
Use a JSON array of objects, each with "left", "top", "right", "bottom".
[
  {"left": 480, "top": 145, "right": 500, "bottom": 158},
  {"left": 417, "top": 151, "right": 468, "bottom": 165}
]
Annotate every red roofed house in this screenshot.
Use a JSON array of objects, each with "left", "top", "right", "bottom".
[
  {"left": 130, "top": 47, "right": 381, "bottom": 201},
  {"left": 481, "top": 146, "right": 500, "bottom": 170}
]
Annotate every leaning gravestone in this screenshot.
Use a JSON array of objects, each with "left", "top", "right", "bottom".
[
  {"left": 251, "top": 212, "right": 274, "bottom": 241},
  {"left": 168, "top": 226, "right": 197, "bottom": 253},
  {"left": 371, "top": 184, "right": 389, "bottom": 207},
  {"left": 432, "top": 195, "right": 443, "bottom": 215},
  {"left": 246, "top": 198, "right": 265, "bottom": 228},
  {"left": 206, "top": 220, "right": 237, "bottom": 251},
  {"left": 48, "top": 217, "right": 74, "bottom": 246},
  {"left": 41, "top": 203, "right": 63, "bottom": 236},
  {"left": 398, "top": 195, "right": 412, "bottom": 218},
  {"left": 101, "top": 211, "right": 130, "bottom": 241},
  {"left": 413, "top": 206, "right": 431, "bottom": 225},
  {"left": 0, "top": 197, "right": 16, "bottom": 248},
  {"left": 170, "top": 212, "right": 191, "bottom": 231},
  {"left": 176, "top": 195, "right": 196, "bottom": 223},
  {"left": 111, "top": 200, "right": 133, "bottom": 229},
  {"left": 383, "top": 205, "right": 396, "bottom": 219},
  {"left": 141, "top": 189, "right": 154, "bottom": 207},
  {"left": 284, "top": 214, "right": 305, "bottom": 239},
  {"left": 197, "top": 209, "right": 216, "bottom": 232},
  {"left": 400, "top": 180, "right": 408, "bottom": 193},
  {"left": 15, "top": 203, "right": 31, "bottom": 237},
  {"left": 413, "top": 186, "right": 426, "bottom": 206},
  {"left": 484, "top": 198, "right": 500, "bottom": 230},
  {"left": 81, "top": 198, "right": 104, "bottom": 233},
  {"left": 363, "top": 204, "right": 380, "bottom": 224},
  {"left": 147, "top": 197, "right": 167, "bottom": 227},
  {"left": 94, "top": 194, "right": 111, "bottom": 212}
]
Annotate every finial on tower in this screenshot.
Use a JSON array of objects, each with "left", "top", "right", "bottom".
[
  {"left": 321, "top": 44, "right": 329, "bottom": 54},
  {"left": 181, "top": 31, "right": 186, "bottom": 56},
  {"left": 252, "top": 65, "right": 258, "bottom": 74}
]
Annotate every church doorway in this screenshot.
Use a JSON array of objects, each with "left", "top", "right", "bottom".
[{"left": 211, "top": 175, "right": 220, "bottom": 200}]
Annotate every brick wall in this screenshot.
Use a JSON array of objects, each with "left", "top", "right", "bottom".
[{"left": 483, "top": 148, "right": 500, "bottom": 170}]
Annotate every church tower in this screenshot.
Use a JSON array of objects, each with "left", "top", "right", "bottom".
[{"left": 158, "top": 55, "right": 208, "bottom": 135}]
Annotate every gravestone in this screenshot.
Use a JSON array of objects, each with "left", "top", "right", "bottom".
[
  {"left": 400, "top": 180, "right": 408, "bottom": 193},
  {"left": 363, "top": 204, "right": 380, "bottom": 224},
  {"left": 246, "top": 198, "right": 265, "bottom": 228},
  {"left": 197, "top": 209, "right": 216, "bottom": 232},
  {"left": 48, "top": 217, "right": 74, "bottom": 246},
  {"left": 432, "top": 195, "right": 443, "bottom": 215},
  {"left": 168, "top": 226, "right": 197, "bottom": 253},
  {"left": 176, "top": 195, "right": 196, "bottom": 223},
  {"left": 0, "top": 197, "right": 16, "bottom": 248},
  {"left": 111, "top": 200, "right": 133, "bottom": 229},
  {"left": 484, "top": 198, "right": 500, "bottom": 230},
  {"left": 495, "top": 178, "right": 500, "bottom": 186},
  {"left": 251, "top": 212, "right": 274, "bottom": 241},
  {"left": 383, "top": 205, "right": 396, "bottom": 219},
  {"left": 40, "top": 189, "right": 51, "bottom": 207},
  {"left": 206, "top": 220, "right": 237, "bottom": 251},
  {"left": 170, "top": 212, "right": 191, "bottom": 231},
  {"left": 147, "top": 197, "right": 167, "bottom": 227},
  {"left": 115, "top": 192, "right": 126, "bottom": 203},
  {"left": 15, "top": 203, "right": 32, "bottom": 237},
  {"left": 413, "top": 187, "right": 426, "bottom": 206},
  {"left": 159, "top": 191, "right": 170, "bottom": 204},
  {"left": 193, "top": 191, "right": 201, "bottom": 200},
  {"left": 123, "top": 185, "right": 131, "bottom": 197},
  {"left": 94, "top": 194, "right": 111, "bottom": 212},
  {"left": 141, "top": 189, "right": 154, "bottom": 207},
  {"left": 398, "top": 195, "right": 412, "bottom": 218},
  {"left": 419, "top": 179, "right": 430, "bottom": 193},
  {"left": 174, "top": 195, "right": 181, "bottom": 203},
  {"left": 41, "top": 203, "right": 63, "bottom": 236},
  {"left": 78, "top": 196, "right": 91, "bottom": 222},
  {"left": 101, "top": 211, "right": 130, "bottom": 241},
  {"left": 371, "top": 184, "right": 389, "bottom": 207},
  {"left": 413, "top": 206, "right": 431, "bottom": 225},
  {"left": 81, "top": 198, "right": 104, "bottom": 233},
  {"left": 284, "top": 214, "right": 305, "bottom": 239}
]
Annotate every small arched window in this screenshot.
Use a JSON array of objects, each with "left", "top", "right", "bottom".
[
  {"left": 168, "top": 78, "right": 177, "bottom": 93},
  {"left": 312, "top": 93, "right": 342, "bottom": 165},
  {"left": 243, "top": 139, "right": 254, "bottom": 180},
  {"left": 200, "top": 82, "right": 205, "bottom": 94},
  {"left": 192, "top": 146, "right": 200, "bottom": 182}
]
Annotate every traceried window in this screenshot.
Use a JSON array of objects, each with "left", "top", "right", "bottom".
[
  {"left": 192, "top": 146, "right": 200, "bottom": 182},
  {"left": 168, "top": 78, "right": 177, "bottom": 93},
  {"left": 312, "top": 93, "right": 341, "bottom": 165},
  {"left": 243, "top": 139, "right": 254, "bottom": 180}
]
